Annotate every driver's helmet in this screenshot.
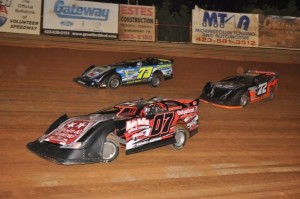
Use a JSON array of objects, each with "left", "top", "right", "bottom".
[
  {"left": 137, "top": 61, "right": 142, "bottom": 66},
  {"left": 144, "top": 105, "right": 157, "bottom": 115}
]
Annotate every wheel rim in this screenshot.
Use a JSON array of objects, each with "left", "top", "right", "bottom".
[
  {"left": 152, "top": 75, "right": 160, "bottom": 86},
  {"left": 174, "top": 130, "right": 185, "bottom": 147},
  {"left": 240, "top": 95, "right": 247, "bottom": 106},
  {"left": 102, "top": 141, "right": 117, "bottom": 160},
  {"left": 110, "top": 78, "right": 120, "bottom": 88}
]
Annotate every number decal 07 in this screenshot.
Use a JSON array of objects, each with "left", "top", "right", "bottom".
[
  {"left": 151, "top": 113, "right": 174, "bottom": 136},
  {"left": 137, "top": 67, "right": 153, "bottom": 79}
]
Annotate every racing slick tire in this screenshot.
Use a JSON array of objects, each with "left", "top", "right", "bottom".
[
  {"left": 268, "top": 86, "right": 276, "bottom": 101},
  {"left": 107, "top": 74, "right": 121, "bottom": 89},
  {"left": 170, "top": 125, "right": 188, "bottom": 150},
  {"left": 151, "top": 73, "right": 164, "bottom": 87},
  {"left": 240, "top": 93, "right": 249, "bottom": 107},
  {"left": 102, "top": 134, "right": 120, "bottom": 163}
]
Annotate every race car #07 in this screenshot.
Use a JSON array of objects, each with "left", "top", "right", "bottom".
[
  {"left": 74, "top": 57, "right": 173, "bottom": 89},
  {"left": 199, "top": 70, "right": 279, "bottom": 108},
  {"left": 27, "top": 97, "right": 199, "bottom": 165}
]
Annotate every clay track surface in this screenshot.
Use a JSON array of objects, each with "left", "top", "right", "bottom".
[{"left": 0, "top": 38, "right": 300, "bottom": 199}]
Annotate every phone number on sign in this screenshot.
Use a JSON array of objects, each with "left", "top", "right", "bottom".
[
  {"left": 196, "top": 37, "right": 256, "bottom": 46},
  {"left": 122, "top": 34, "right": 154, "bottom": 41}
]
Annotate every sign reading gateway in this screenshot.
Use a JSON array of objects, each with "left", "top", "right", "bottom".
[
  {"left": 43, "top": 0, "right": 118, "bottom": 39},
  {"left": 192, "top": 7, "right": 259, "bottom": 47},
  {"left": 54, "top": 0, "right": 109, "bottom": 21}
]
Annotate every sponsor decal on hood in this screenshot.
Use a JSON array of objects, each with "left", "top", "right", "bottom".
[
  {"left": 85, "top": 67, "right": 108, "bottom": 78},
  {"left": 42, "top": 114, "right": 113, "bottom": 146},
  {"left": 215, "top": 81, "right": 243, "bottom": 89}
]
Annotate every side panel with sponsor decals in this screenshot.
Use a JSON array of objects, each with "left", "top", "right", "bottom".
[
  {"left": 116, "top": 63, "right": 172, "bottom": 85},
  {"left": 117, "top": 66, "right": 155, "bottom": 84},
  {"left": 125, "top": 112, "right": 175, "bottom": 150}
]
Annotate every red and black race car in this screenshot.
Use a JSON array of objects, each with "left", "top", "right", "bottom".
[
  {"left": 200, "top": 70, "right": 279, "bottom": 108},
  {"left": 27, "top": 97, "right": 199, "bottom": 165}
]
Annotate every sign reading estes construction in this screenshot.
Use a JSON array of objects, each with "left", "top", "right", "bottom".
[{"left": 119, "top": 4, "right": 155, "bottom": 41}]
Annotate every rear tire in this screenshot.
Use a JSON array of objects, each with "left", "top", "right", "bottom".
[
  {"left": 102, "top": 134, "right": 120, "bottom": 163},
  {"left": 240, "top": 93, "right": 249, "bottom": 107},
  {"left": 170, "top": 125, "right": 188, "bottom": 150},
  {"left": 268, "top": 87, "right": 275, "bottom": 101},
  {"left": 107, "top": 74, "right": 121, "bottom": 89},
  {"left": 151, "top": 73, "right": 163, "bottom": 87}
]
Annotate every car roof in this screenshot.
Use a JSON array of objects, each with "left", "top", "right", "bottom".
[{"left": 116, "top": 98, "right": 164, "bottom": 108}]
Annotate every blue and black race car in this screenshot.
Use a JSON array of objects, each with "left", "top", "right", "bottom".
[{"left": 74, "top": 57, "right": 173, "bottom": 89}]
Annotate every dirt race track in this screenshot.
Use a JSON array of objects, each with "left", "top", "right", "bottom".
[{"left": 0, "top": 36, "right": 300, "bottom": 199}]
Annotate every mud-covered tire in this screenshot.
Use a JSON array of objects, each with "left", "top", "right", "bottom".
[
  {"left": 170, "top": 125, "right": 188, "bottom": 150},
  {"left": 102, "top": 134, "right": 120, "bottom": 163},
  {"left": 151, "top": 73, "right": 164, "bottom": 87},
  {"left": 107, "top": 74, "right": 121, "bottom": 89},
  {"left": 268, "top": 87, "right": 276, "bottom": 101},
  {"left": 240, "top": 93, "right": 249, "bottom": 107}
]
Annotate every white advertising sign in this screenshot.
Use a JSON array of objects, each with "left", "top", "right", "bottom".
[
  {"left": 43, "top": 0, "right": 119, "bottom": 39},
  {"left": 119, "top": 4, "right": 155, "bottom": 41},
  {"left": 0, "top": 0, "right": 41, "bottom": 35},
  {"left": 192, "top": 7, "right": 259, "bottom": 47}
]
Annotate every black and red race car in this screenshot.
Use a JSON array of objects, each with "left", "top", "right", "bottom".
[
  {"left": 27, "top": 97, "right": 199, "bottom": 165},
  {"left": 200, "top": 70, "right": 279, "bottom": 108}
]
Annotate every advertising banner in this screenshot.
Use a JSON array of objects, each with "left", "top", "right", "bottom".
[
  {"left": 43, "top": 0, "right": 119, "bottom": 39},
  {"left": 259, "top": 15, "right": 300, "bottom": 49},
  {"left": 0, "top": 0, "right": 41, "bottom": 35},
  {"left": 192, "top": 7, "right": 259, "bottom": 47},
  {"left": 119, "top": 4, "right": 155, "bottom": 41}
]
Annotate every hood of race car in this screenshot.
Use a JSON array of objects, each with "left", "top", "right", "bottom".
[
  {"left": 214, "top": 81, "right": 244, "bottom": 89},
  {"left": 84, "top": 67, "right": 110, "bottom": 79},
  {"left": 40, "top": 114, "right": 113, "bottom": 146}
]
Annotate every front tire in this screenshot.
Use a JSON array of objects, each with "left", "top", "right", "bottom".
[
  {"left": 107, "top": 74, "right": 121, "bottom": 89},
  {"left": 170, "top": 125, "right": 188, "bottom": 150},
  {"left": 102, "top": 134, "right": 120, "bottom": 163},
  {"left": 151, "top": 73, "right": 163, "bottom": 87}
]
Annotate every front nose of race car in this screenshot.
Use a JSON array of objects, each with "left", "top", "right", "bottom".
[{"left": 27, "top": 140, "right": 89, "bottom": 165}]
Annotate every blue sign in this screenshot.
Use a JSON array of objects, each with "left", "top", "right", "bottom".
[
  {"left": 202, "top": 11, "right": 250, "bottom": 31},
  {"left": 54, "top": 0, "right": 110, "bottom": 21}
]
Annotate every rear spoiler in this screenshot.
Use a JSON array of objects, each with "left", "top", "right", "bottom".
[
  {"left": 247, "top": 70, "right": 279, "bottom": 77},
  {"left": 174, "top": 99, "right": 200, "bottom": 107}
]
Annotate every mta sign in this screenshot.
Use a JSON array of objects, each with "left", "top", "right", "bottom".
[{"left": 202, "top": 11, "right": 250, "bottom": 31}]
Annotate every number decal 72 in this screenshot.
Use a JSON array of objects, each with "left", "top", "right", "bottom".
[{"left": 257, "top": 82, "right": 267, "bottom": 95}]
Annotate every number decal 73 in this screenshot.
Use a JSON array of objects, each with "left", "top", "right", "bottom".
[{"left": 137, "top": 67, "right": 153, "bottom": 79}]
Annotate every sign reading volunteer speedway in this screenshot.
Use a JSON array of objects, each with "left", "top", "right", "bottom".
[
  {"left": 43, "top": 0, "right": 118, "bottom": 39},
  {"left": 0, "top": 0, "right": 41, "bottom": 35},
  {"left": 119, "top": 4, "right": 155, "bottom": 41},
  {"left": 192, "top": 7, "right": 259, "bottom": 47}
]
